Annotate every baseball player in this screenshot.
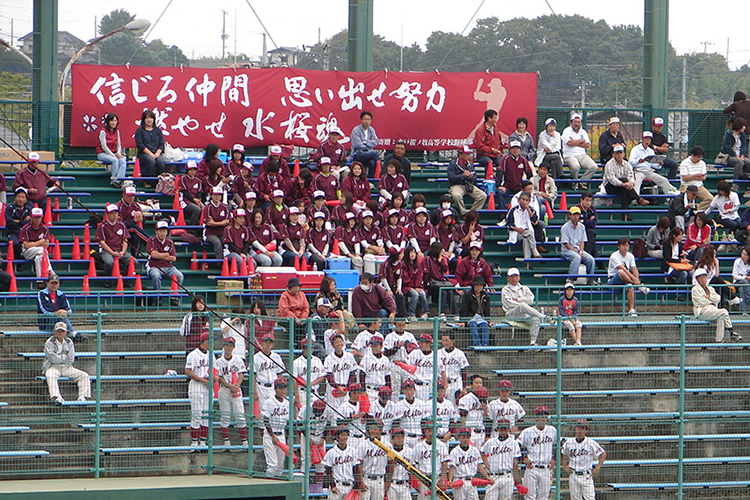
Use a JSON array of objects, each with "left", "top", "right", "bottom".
[
  {"left": 261, "top": 377, "right": 292, "bottom": 476},
  {"left": 361, "top": 335, "right": 392, "bottom": 401},
  {"left": 518, "top": 406, "right": 557, "bottom": 500},
  {"left": 324, "top": 333, "right": 358, "bottom": 410},
  {"left": 481, "top": 419, "right": 524, "bottom": 500},
  {"left": 293, "top": 338, "right": 326, "bottom": 408},
  {"left": 185, "top": 332, "right": 213, "bottom": 448},
  {"left": 360, "top": 419, "right": 390, "bottom": 500},
  {"left": 434, "top": 380, "right": 460, "bottom": 442},
  {"left": 393, "top": 379, "right": 429, "bottom": 449},
  {"left": 439, "top": 332, "right": 469, "bottom": 403},
  {"left": 407, "top": 333, "right": 447, "bottom": 401},
  {"left": 352, "top": 319, "right": 381, "bottom": 360},
  {"left": 561, "top": 420, "right": 606, "bottom": 500},
  {"left": 412, "top": 419, "right": 450, "bottom": 500},
  {"left": 42, "top": 321, "right": 91, "bottom": 404},
  {"left": 254, "top": 335, "right": 284, "bottom": 402},
  {"left": 215, "top": 337, "right": 248, "bottom": 446},
  {"left": 384, "top": 320, "right": 418, "bottom": 402},
  {"left": 385, "top": 428, "right": 415, "bottom": 500},
  {"left": 297, "top": 399, "right": 333, "bottom": 484},
  {"left": 459, "top": 386, "right": 490, "bottom": 444},
  {"left": 336, "top": 383, "right": 369, "bottom": 453},
  {"left": 488, "top": 380, "right": 526, "bottom": 437},
  {"left": 369, "top": 386, "right": 397, "bottom": 435},
  {"left": 323, "top": 426, "right": 363, "bottom": 500},
  {"left": 448, "top": 427, "right": 493, "bottom": 500}
]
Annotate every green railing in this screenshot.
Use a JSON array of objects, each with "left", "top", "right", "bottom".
[{"left": 0, "top": 99, "right": 32, "bottom": 151}]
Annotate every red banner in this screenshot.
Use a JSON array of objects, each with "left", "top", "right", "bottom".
[{"left": 71, "top": 65, "right": 536, "bottom": 151}]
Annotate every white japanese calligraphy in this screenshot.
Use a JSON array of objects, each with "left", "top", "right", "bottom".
[
  {"left": 89, "top": 73, "right": 126, "bottom": 106},
  {"left": 171, "top": 115, "right": 200, "bottom": 137},
  {"left": 280, "top": 110, "right": 312, "bottom": 142},
  {"left": 426, "top": 81, "right": 447, "bottom": 113},
  {"left": 156, "top": 76, "right": 178, "bottom": 104},
  {"left": 366, "top": 82, "right": 387, "bottom": 108},
  {"left": 337, "top": 78, "right": 365, "bottom": 111},
  {"left": 389, "top": 81, "right": 422, "bottom": 113},
  {"left": 282, "top": 76, "right": 313, "bottom": 107},
  {"left": 205, "top": 112, "right": 227, "bottom": 139},
  {"left": 242, "top": 108, "right": 276, "bottom": 141},
  {"left": 185, "top": 74, "right": 217, "bottom": 107},
  {"left": 131, "top": 75, "right": 153, "bottom": 104},
  {"left": 221, "top": 74, "right": 250, "bottom": 107}
]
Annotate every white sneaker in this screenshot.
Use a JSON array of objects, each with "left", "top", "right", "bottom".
[
  {"left": 729, "top": 297, "right": 743, "bottom": 306},
  {"left": 223, "top": 439, "right": 231, "bottom": 447},
  {"left": 497, "top": 220, "right": 507, "bottom": 228},
  {"left": 77, "top": 396, "right": 89, "bottom": 402},
  {"left": 628, "top": 308, "right": 638, "bottom": 317},
  {"left": 51, "top": 396, "right": 64, "bottom": 405},
  {"left": 190, "top": 440, "right": 200, "bottom": 449},
  {"left": 574, "top": 341, "right": 582, "bottom": 346},
  {"left": 638, "top": 286, "right": 650, "bottom": 295},
  {"left": 241, "top": 440, "right": 249, "bottom": 447}
]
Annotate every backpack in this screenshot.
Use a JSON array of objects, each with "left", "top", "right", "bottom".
[{"left": 632, "top": 238, "right": 647, "bottom": 259}]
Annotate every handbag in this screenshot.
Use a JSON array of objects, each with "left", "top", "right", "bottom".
[
  {"left": 668, "top": 261, "right": 693, "bottom": 272},
  {"left": 714, "top": 152, "right": 729, "bottom": 165}
]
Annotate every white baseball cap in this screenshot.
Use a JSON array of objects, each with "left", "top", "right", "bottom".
[
  {"left": 242, "top": 161, "right": 253, "bottom": 171},
  {"left": 460, "top": 145, "right": 472, "bottom": 154},
  {"left": 28, "top": 152, "right": 40, "bottom": 162},
  {"left": 571, "top": 113, "right": 582, "bottom": 121},
  {"left": 608, "top": 116, "right": 620, "bottom": 125},
  {"left": 362, "top": 210, "right": 374, "bottom": 218},
  {"left": 105, "top": 204, "right": 119, "bottom": 213},
  {"left": 388, "top": 208, "right": 399, "bottom": 217},
  {"left": 232, "top": 143, "right": 245, "bottom": 153},
  {"left": 441, "top": 209, "right": 453, "bottom": 219},
  {"left": 31, "top": 207, "right": 44, "bottom": 217},
  {"left": 313, "top": 190, "right": 326, "bottom": 199},
  {"left": 642, "top": 131, "right": 653, "bottom": 138},
  {"left": 156, "top": 220, "right": 169, "bottom": 229},
  {"left": 507, "top": 267, "right": 521, "bottom": 277},
  {"left": 509, "top": 140, "right": 522, "bottom": 149},
  {"left": 613, "top": 144, "right": 625, "bottom": 152},
  {"left": 545, "top": 118, "right": 557, "bottom": 126},
  {"left": 186, "top": 160, "right": 198, "bottom": 170},
  {"left": 234, "top": 208, "right": 246, "bottom": 217},
  {"left": 245, "top": 191, "right": 257, "bottom": 200},
  {"left": 272, "top": 189, "right": 285, "bottom": 198},
  {"left": 313, "top": 211, "right": 326, "bottom": 219},
  {"left": 123, "top": 186, "right": 137, "bottom": 195},
  {"left": 469, "top": 241, "right": 483, "bottom": 250},
  {"left": 270, "top": 145, "right": 282, "bottom": 155},
  {"left": 329, "top": 127, "right": 343, "bottom": 136},
  {"left": 211, "top": 186, "right": 223, "bottom": 195},
  {"left": 345, "top": 212, "right": 356, "bottom": 220},
  {"left": 415, "top": 207, "right": 429, "bottom": 215},
  {"left": 694, "top": 268, "right": 708, "bottom": 278},
  {"left": 289, "top": 206, "right": 300, "bottom": 214},
  {"left": 652, "top": 117, "right": 664, "bottom": 126},
  {"left": 319, "top": 156, "right": 332, "bottom": 165}
]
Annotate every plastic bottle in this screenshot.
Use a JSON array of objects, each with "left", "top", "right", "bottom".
[{"left": 312, "top": 262, "right": 318, "bottom": 271}]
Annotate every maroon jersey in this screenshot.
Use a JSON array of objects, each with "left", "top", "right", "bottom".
[
  {"left": 383, "top": 207, "right": 409, "bottom": 227},
  {"left": 223, "top": 224, "right": 250, "bottom": 253},
  {"left": 95, "top": 220, "right": 128, "bottom": 252},
  {"left": 286, "top": 179, "right": 314, "bottom": 206},
  {"left": 407, "top": 222, "right": 434, "bottom": 253},
  {"left": 115, "top": 199, "right": 142, "bottom": 223},
  {"left": 230, "top": 174, "right": 255, "bottom": 201},
  {"left": 256, "top": 173, "right": 287, "bottom": 200},
  {"left": 359, "top": 224, "right": 382, "bottom": 248},
  {"left": 224, "top": 160, "right": 243, "bottom": 179},
  {"left": 265, "top": 205, "right": 289, "bottom": 232},
  {"left": 258, "top": 157, "right": 290, "bottom": 178},
  {"left": 432, "top": 225, "right": 458, "bottom": 252},
  {"left": 248, "top": 223, "right": 276, "bottom": 250},
  {"left": 201, "top": 176, "right": 224, "bottom": 193},
  {"left": 146, "top": 235, "right": 176, "bottom": 268},
  {"left": 422, "top": 256, "right": 448, "bottom": 286},
  {"left": 331, "top": 205, "right": 355, "bottom": 226},
  {"left": 180, "top": 175, "right": 204, "bottom": 203},
  {"left": 12, "top": 167, "right": 52, "bottom": 202},
  {"left": 19, "top": 222, "right": 50, "bottom": 243},
  {"left": 201, "top": 202, "right": 230, "bottom": 237},
  {"left": 334, "top": 225, "right": 361, "bottom": 254},
  {"left": 342, "top": 175, "right": 372, "bottom": 202},
  {"left": 313, "top": 172, "right": 339, "bottom": 200},
  {"left": 497, "top": 154, "right": 532, "bottom": 192},
  {"left": 378, "top": 174, "right": 409, "bottom": 196},
  {"left": 379, "top": 261, "right": 403, "bottom": 291},
  {"left": 457, "top": 223, "right": 485, "bottom": 246},
  {"left": 196, "top": 159, "right": 210, "bottom": 179},
  {"left": 401, "top": 261, "right": 424, "bottom": 292},
  {"left": 314, "top": 141, "right": 347, "bottom": 166},
  {"left": 280, "top": 223, "right": 306, "bottom": 251},
  {"left": 454, "top": 256, "right": 493, "bottom": 287},
  {"left": 306, "top": 226, "right": 331, "bottom": 254},
  {"left": 381, "top": 224, "right": 406, "bottom": 249},
  {"left": 305, "top": 204, "right": 330, "bottom": 222},
  {"left": 361, "top": 210, "right": 384, "bottom": 228}
]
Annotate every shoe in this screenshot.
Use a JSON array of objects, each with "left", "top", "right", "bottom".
[
  {"left": 525, "top": 263, "right": 534, "bottom": 270},
  {"left": 621, "top": 214, "right": 632, "bottom": 222},
  {"left": 574, "top": 341, "right": 582, "bottom": 346},
  {"left": 223, "top": 439, "right": 231, "bottom": 447},
  {"left": 628, "top": 308, "right": 638, "bottom": 317},
  {"left": 729, "top": 297, "right": 743, "bottom": 306},
  {"left": 637, "top": 198, "right": 650, "bottom": 206},
  {"left": 497, "top": 220, "right": 507, "bottom": 228},
  {"left": 717, "top": 244, "right": 728, "bottom": 253},
  {"left": 537, "top": 246, "right": 549, "bottom": 254},
  {"left": 170, "top": 298, "right": 180, "bottom": 307},
  {"left": 638, "top": 286, "right": 651, "bottom": 295},
  {"left": 531, "top": 251, "right": 542, "bottom": 259},
  {"left": 420, "top": 313, "right": 429, "bottom": 319},
  {"left": 52, "top": 396, "right": 64, "bottom": 405},
  {"left": 730, "top": 331, "right": 743, "bottom": 341},
  {"left": 77, "top": 396, "right": 89, "bottom": 402},
  {"left": 529, "top": 341, "right": 538, "bottom": 347},
  {"left": 190, "top": 440, "right": 199, "bottom": 450},
  {"left": 241, "top": 439, "right": 249, "bottom": 447}
]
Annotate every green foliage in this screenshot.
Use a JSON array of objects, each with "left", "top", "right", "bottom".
[
  {"left": 0, "top": 71, "right": 31, "bottom": 100},
  {"left": 0, "top": 46, "right": 32, "bottom": 75}
]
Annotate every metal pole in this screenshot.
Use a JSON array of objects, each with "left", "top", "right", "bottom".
[
  {"left": 93, "top": 311, "right": 104, "bottom": 478},
  {"left": 287, "top": 317, "right": 295, "bottom": 482},
  {"left": 430, "top": 317, "right": 439, "bottom": 500},
  {"left": 31, "top": 0, "right": 59, "bottom": 154},
  {"left": 247, "top": 316, "right": 257, "bottom": 478},
  {"left": 206, "top": 314, "right": 214, "bottom": 475},
  {"left": 347, "top": 0, "right": 374, "bottom": 72},
  {"left": 554, "top": 316, "right": 563, "bottom": 500},
  {"left": 677, "top": 315, "right": 687, "bottom": 499},
  {"left": 302, "top": 317, "right": 314, "bottom": 499}
]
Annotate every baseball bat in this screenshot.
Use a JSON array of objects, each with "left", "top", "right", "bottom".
[{"left": 370, "top": 438, "right": 451, "bottom": 500}]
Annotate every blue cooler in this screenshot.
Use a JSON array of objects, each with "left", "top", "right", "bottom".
[
  {"left": 325, "top": 269, "right": 360, "bottom": 290},
  {"left": 326, "top": 257, "right": 352, "bottom": 270}
]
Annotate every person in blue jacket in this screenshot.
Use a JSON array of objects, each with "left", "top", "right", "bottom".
[{"left": 37, "top": 275, "right": 77, "bottom": 336}]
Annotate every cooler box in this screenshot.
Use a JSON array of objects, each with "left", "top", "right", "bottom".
[
  {"left": 325, "top": 269, "right": 360, "bottom": 291},
  {"left": 216, "top": 279, "right": 244, "bottom": 306},
  {"left": 297, "top": 270, "right": 325, "bottom": 290},
  {"left": 257, "top": 266, "right": 297, "bottom": 290},
  {"left": 326, "top": 257, "right": 352, "bottom": 270}
]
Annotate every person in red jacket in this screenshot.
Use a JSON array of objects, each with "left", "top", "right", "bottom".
[
  {"left": 341, "top": 161, "right": 371, "bottom": 211},
  {"left": 496, "top": 140, "right": 533, "bottom": 208},
  {"left": 455, "top": 241, "right": 494, "bottom": 287},
  {"left": 473, "top": 109, "right": 505, "bottom": 168},
  {"left": 379, "top": 247, "right": 406, "bottom": 317},
  {"left": 351, "top": 272, "right": 396, "bottom": 332},
  {"left": 402, "top": 246, "right": 429, "bottom": 320}
]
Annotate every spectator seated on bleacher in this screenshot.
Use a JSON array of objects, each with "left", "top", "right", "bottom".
[
  {"left": 351, "top": 272, "right": 396, "bottom": 330},
  {"left": 423, "top": 242, "right": 457, "bottom": 319},
  {"left": 279, "top": 206, "right": 307, "bottom": 267},
  {"left": 433, "top": 209, "right": 459, "bottom": 272},
  {"left": 202, "top": 186, "right": 231, "bottom": 263},
  {"left": 286, "top": 168, "right": 314, "bottom": 208},
  {"left": 382, "top": 209, "right": 407, "bottom": 253},
  {"left": 561, "top": 207, "right": 595, "bottom": 284},
  {"left": 629, "top": 131, "right": 677, "bottom": 195},
  {"left": 691, "top": 268, "right": 740, "bottom": 342},
  {"left": 731, "top": 247, "right": 750, "bottom": 314},
  {"left": 96, "top": 112, "right": 127, "bottom": 188},
  {"left": 531, "top": 163, "right": 557, "bottom": 213},
  {"left": 277, "top": 277, "right": 309, "bottom": 344},
  {"left": 407, "top": 207, "right": 434, "bottom": 260},
  {"left": 350, "top": 110, "right": 380, "bottom": 177},
  {"left": 95, "top": 204, "right": 132, "bottom": 288},
  {"left": 535, "top": 118, "right": 564, "bottom": 179},
  {"left": 473, "top": 109, "right": 504, "bottom": 169},
  {"left": 685, "top": 212, "right": 711, "bottom": 261},
  {"left": 259, "top": 145, "right": 290, "bottom": 179},
  {"left": 679, "top": 146, "right": 713, "bottom": 211},
  {"left": 561, "top": 114, "right": 598, "bottom": 188},
  {"left": 668, "top": 184, "right": 699, "bottom": 230},
  {"left": 578, "top": 191, "right": 599, "bottom": 260},
  {"left": 447, "top": 145, "right": 486, "bottom": 217},
  {"left": 598, "top": 116, "right": 625, "bottom": 165},
  {"left": 43, "top": 321, "right": 91, "bottom": 404},
  {"left": 225, "top": 144, "right": 246, "bottom": 180},
  {"left": 662, "top": 226, "right": 690, "bottom": 286},
  {"left": 705, "top": 180, "right": 741, "bottom": 233},
  {"left": 431, "top": 194, "right": 458, "bottom": 227},
  {"left": 458, "top": 276, "right": 491, "bottom": 347},
  {"left": 384, "top": 139, "right": 412, "bottom": 184},
  {"left": 496, "top": 140, "right": 532, "bottom": 209},
  {"left": 202, "top": 159, "right": 230, "bottom": 196},
  {"left": 256, "top": 162, "right": 288, "bottom": 210},
  {"left": 511, "top": 182, "right": 548, "bottom": 254},
  {"left": 383, "top": 192, "right": 409, "bottom": 227},
  {"left": 313, "top": 157, "right": 340, "bottom": 201},
  {"left": 721, "top": 118, "right": 750, "bottom": 182},
  {"left": 306, "top": 211, "right": 331, "bottom": 270},
  {"left": 646, "top": 216, "right": 671, "bottom": 259},
  {"left": 19, "top": 207, "right": 53, "bottom": 283},
  {"left": 506, "top": 192, "right": 541, "bottom": 264},
  {"left": 692, "top": 246, "right": 741, "bottom": 309},
  {"left": 12, "top": 152, "right": 55, "bottom": 211},
  {"left": 359, "top": 210, "right": 385, "bottom": 275},
  {"left": 455, "top": 241, "right": 493, "bottom": 287},
  {"left": 145, "top": 220, "right": 183, "bottom": 303},
  {"left": 37, "top": 274, "right": 76, "bottom": 337},
  {"left": 378, "top": 159, "right": 410, "bottom": 207},
  {"left": 180, "top": 161, "right": 205, "bottom": 226},
  {"left": 116, "top": 185, "right": 148, "bottom": 251},
  {"left": 5, "top": 186, "right": 33, "bottom": 258},
  {"left": 264, "top": 189, "right": 289, "bottom": 237},
  {"left": 341, "top": 162, "right": 371, "bottom": 211},
  {"left": 134, "top": 110, "right": 166, "bottom": 180},
  {"left": 508, "top": 117, "right": 537, "bottom": 163},
  {"left": 402, "top": 246, "right": 428, "bottom": 319},
  {"left": 650, "top": 117, "right": 680, "bottom": 179},
  {"left": 222, "top": 209, "right": 250, "bottom": 272},
  {"left": 602, "top": 145, "right": 649, "bottom": 219},
  {"left": 306, "top": 191, "right": 330, "bottom": 223},
  {"left": 313, "top": 127, "right": 348, "bottom": 172},
  {"left": 378, "top": 248, "right": 407, "bottom": 317},
  {"left": 334, "top": 212, "right": 362, "bottom": 270},
  {"left": 501, "top": 267, "right": 547, "bottom": 347},
  {"left": 607, "top": 238, "right": 650, "bottom": 318}
]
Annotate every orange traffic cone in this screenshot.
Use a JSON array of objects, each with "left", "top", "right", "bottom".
[
  {"left": 133, "top": 274, "right": 143, "bottom": 292},
  {"left": 52, "top": 241, "right": 62, "bottom": 260},
  {"left": 40, "top": 252, "right": 50, "bottom": 279},
  {"left": 83, "top": 239, "right": 90, "bottom": 258},
  {"left": 83, "top": 223, "right": 90, "bottom": 243},
  {"left": 247, "top": 256, "right": 255, "bottom": 275},
  {"left": 229, "top": 258, "right": 238, "bottom": 276},
  {"left": 112, "top": 258, "right": 121, "bottom": 277},
  {"left": 43, "top": 202, "right": 52, "bottom": 226},
  {"left": 5, "top": 251, "right": 15, "bottom": 276},
  {"left": 170, "top": 275, "right": 179, "bottom": 294},
  {"left": 176, "top": 208, "right": 186, "bottom": 226},
  {"left": 545, "top": 200, "right": 555, "bottom": 219},
  {"left": 53, "top": 197, "right": 60, "bottom": 221},
  {"left": 201, "top": 251, "right": 209, "bottom": 271},
  {"left": 240, "top": 256, "right": 248, "bottom": 276},
  {"left": 8, "top": 274, "right": 17, "bottom": 294},
  {"left": 115, "top": 275, "right": 124, "bottom": 294},
  {"left": 559, "top": 192, "right": 568, "bottom": 212},
  {"left": 331, "top": 238, "right": 340, "bottom": 256},
  {"left": 172, "top": 179, "right": 181, "bottom": 210},
  {"left": 190, "top": 251, "right": 198, "bottom": 270},
  {"left": 81, "top": 275, "right": 90, "bottom": 294},
  {"left": 87, "top": 258, "right": 97, "bottom": 278},
  {"left": 72, "top": 236, "right": 81, "bottom": 260},
  {"left": 485, "top": 160, "right": 494, "bottom": 180},
  {"left": 221, "top": 258, "right": 229, "bottom": 276},
  {"left": 293, "top": 159, "right": 300, "bottom": 178},
  {"left": 300, "top": 257, "right": 308, "bottom": 272},
  {"left": 374, "top": 160, "right": 381, "bottom": 178},
  {"left": 126, "top": 258, "right": 136, "bottom": 277},
  {"left": 6, "top": 241, "right": 14, "bottom": 261},
  {"left": 294, "top": 256, "right": 300, "bottom": 270},
  {"left": 133, "top": 158, "right": 141, "bottom": 177},
  {"left": 487, "top": 192, "right": 496, "bottom": 210}
]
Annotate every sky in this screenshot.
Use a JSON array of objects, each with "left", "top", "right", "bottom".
[{"left": 2, "top": 0, "right": 749, "bottom": 70}]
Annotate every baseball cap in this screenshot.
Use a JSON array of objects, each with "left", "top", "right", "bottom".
[
  {"left": 569, "top": 206, "right": 582, "bottom": 215},
  {"left": 28, "top": 152, "right": 40, "bottom": 162},
  {"left": 607, "top": 116, "right": 620, "bottom": 125},
  {"left": 437, "top": 379, "right": 446, "bottom": 388},
  {"left": 496, "top": 419, "right": 511, "bottom": 428},
  {"left": 472, "top": 276, "right": 485, "bottom": 286},
  {"left": 242, "top": 161, "right": 254, "bottom": 171},
  {"left": 544, "top": 117, "right": 557, "bottom": 126},
  {"left": 460, "top": 145, "right": 472, "bottom": 154},
  {"left": 378, "top": 385, "right": 392, "bottom": 395},
  {"left": 498, "top": 379, "right": 513, "bottom": 389},
  {"left": 388, "top": 208, "right": 399, "bottom": 217},
  {"left": 509, "top": 140, "right": 522, "bottom": 149},
  {"left": 329, "top": 127, "right": 343, "bottom": 136},
  {"left": 260, "top": 335, "right": 274, "bottom": 343},
  {"left": 534, "top": 406, "right": 550, "bottom": 416},
  {"left": 345, "top": 212, "right": 356, "bottom": 220},
  {"left": 421, "top": 419, "right": 435, "bottom": 428},
  {"left": 289, "top": 206, "right": 300, "bottom": 214},
  {"left": 469, "top": 241, "right": 483, "bottom": 250},
  {"left": 507, "top": 267, "right": 520, "bottom": 277},
  {"left": 316, "top": 297, "right": 332, "bottom": 308},
  {"left": 211, "top": 186, "right": 223, "bottom": 195},
  {"left": 419, "top": 333, "right": 433, "bottom": 343},
  {"left": 391, "top": 427, "right": 405, "bottom": 435},
  {"left": 185, "top": 160, "right": 198, "bottom": 170},
  {"left": 48, "top": 274, "right": 60, "bottom": 284},
  {"left": 415, "top": 207, "right": 429, "bottom": 215},
  {"left": 441, "top": 209, "right": 453, "bottom": 219},
  {"left": 31, "top": 207, "right": 44, "bottom": 217},
  {"left": 223, "top": 337, "right": 235, "bottom": 345},
  {"left": 319, "top": 157, "right": 332, "bottom": 165},
  {"left": 272, "top": 189, "right": 285, "bottom": 198},
  {"left": 54, "top": 321, "right": 68, "bottom": 332},
  {"left": 694, "top": 268, "right": 708, "bottom": 278},
  {"left": 564, "top": 282, "right": 576, "bottom": 290},
  {"left": 274, "top": 377, "right": 288, "bottom": 387},
  {"left": 155, "top": 220, "right": 169, "bottom": 229},
  {"left": 313, "top": 211, "right": 326, "bottom": 220},
  {"left": 329, "top": 332, "right": 344, "bottom": 343},
  {"left": 105, "top": 204, "right": 119, "bottom": 213},
  {"left": 313, "top": 399, "right": 327, "bottom": 411},
  {"left": 475, "top": 387, "right": 489, "bottom": 399},
  {"left": 234, "top": 208, "right": 246, "bottom": 217},
  {"left": 642, "top": 131, "right": 653, "bottom": 138},
  {"left": 347, "top": 383, "right": 363, "bottom": 393},
  {"left": 576, "top": 419, "right": 589, "bottom": 429},
  {"left": 199, "top": 332, "right": 210, "bottom": 342},
  {"left": 245, "top": 191, "right": 257, "bottom": 200},
  {"left": 123, "top": 186, "right": 137, "bottom": 195},
  {"left": 333, "top": 425, "right": 349, "bottom": 436},
  {"left": 270, "top": 145, "right": 282, "bottom": 155},
  {"left": 388, "top": 247, "right": 400, "bottom": 256},
  {"left": 313, "top": 190, "right": 326, "bottom": 199},
  {"left": 457, "top": 427, "right": 471, "bottom": 436},
  {"left": 570, "top": 113, "right": 582, "bottom": 121},
  {"left": 613, "top": 144, "right": 625, "bottom": 153},
  {"left": 361, "top": 210, "right": 374, "bottom": 218},
  {"left": 652, "top": 117, "right": 664, "bottom": 126},
  {"left": 232, "top": 143, "right": 245, "bottom": 153},
  {"left": 370, "top": 335, "right": 384, "bottom": 344},
  {"left": 14, "top": 186, "right": 28, "bottom": 195},
  {"left": 401, "top": 379, "right": 416, "bottom": 389}
]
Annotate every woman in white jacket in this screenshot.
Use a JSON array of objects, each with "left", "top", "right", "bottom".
[{"left": 691, "top": 269, "right": 740, "bottom": 342}]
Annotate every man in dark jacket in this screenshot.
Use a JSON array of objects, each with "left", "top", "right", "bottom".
[
  {"left": 459, "top": 276, "right": 491, "bottom": 346},
  {"left": 447, "top": 145, "right": 487, "bottom": 216},
  {"left": 668, "top": 185, "right": 698, "bottom": 229},
  {"left": 37, "top": 275, "right": 77, "bottom": 336},
  {"left": 598, "top": 117, "right": 626, "bottom": 164},
  {"left": 351, "top": 273, "right": 396, "bottom": 334}
]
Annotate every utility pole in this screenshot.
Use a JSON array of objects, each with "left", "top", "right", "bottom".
[
  {"left": 261, "top": 33, "right": 268, "bottom": 66},
  {"left": 700, "top": 40, "right": 713, "bottom": 53},
  {"left": 221, "top": 10, "right": 228, "bottom": 59}
]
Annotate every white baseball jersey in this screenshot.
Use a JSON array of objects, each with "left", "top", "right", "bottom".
[
  {"left": 370, "top": 398, "right": 397, "bottom": 431},
  {"left": 322, "top": 444, "right": 360, "bottom": 483},
  {"left": 215, "top": 354, "right": 247, "bottom": 389},
  {"left": 407, "top": 349, "right": 445, "bottom": 385},
  {"left": 389, "top": 445, "right": 415, "bottom": 481},
  {"left": 458, "top": 392, "right": 485, "bottom": 430},
  {"left": 438, "top": 347, "right": 469, "bottom": 382},
  {"left": 323, "top": 328, "right": 347, "bottom": 357},
  {"left": 352, "top": 329, "right": 375, "bottom": 358},
  {"left": 261, "top": 396, "right": 291, "bottom": 433},
  {"left": 324, "top": 351, "right": 357, "bottom": 384},
  {"left": 253, "top": 350, "right": 284, "bottom": 385},
  {"left": 297, "top": 404, "right": 334, "bottom": 437},
  {"left": 293, "top": 354, "right": 325, "bottom": 392},
  {"left": 220, "top": 318, "right": 247, "bottom": 358},
  {"left": 434, "top": 398, "right": 460, "bottom": 436},
  {"left": 482, "top": 436, "right": 521, "bottom": 472},
  {"left": 384, "top": 330, "right": 417, "bottom": 362},
  {"left": 449, "top": 444, "right": 483, "bottom": 478},
  {"left": 361, "top": 353, "right": 391, "bottom": 387},
  {"left": 185, "top": 348, "right": 211, "bottom": 378},
  {"left": 337, "top": 399, "right": 367, "bottom": 438},
  {"left": 519, "top": 425, "right": 557, "bottom": 465},
  {"left": 393, "top": 398, "right": 429, "bottom": 435},
  {"left": 413, "top": 439, "right": 449, "bottom": 474},
  {"left": 487, "top": 398, "right": 526, "bottom": 428},
  {"left": 561, "top": 437, "right": 605, "bottom": 471},
  {"left": 360, "top": 439, "right": 389, "bottom": 475}
]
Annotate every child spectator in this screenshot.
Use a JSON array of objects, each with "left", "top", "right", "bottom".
[{"left": 558, "top": 282, "right": 582, "bottom": 346}]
